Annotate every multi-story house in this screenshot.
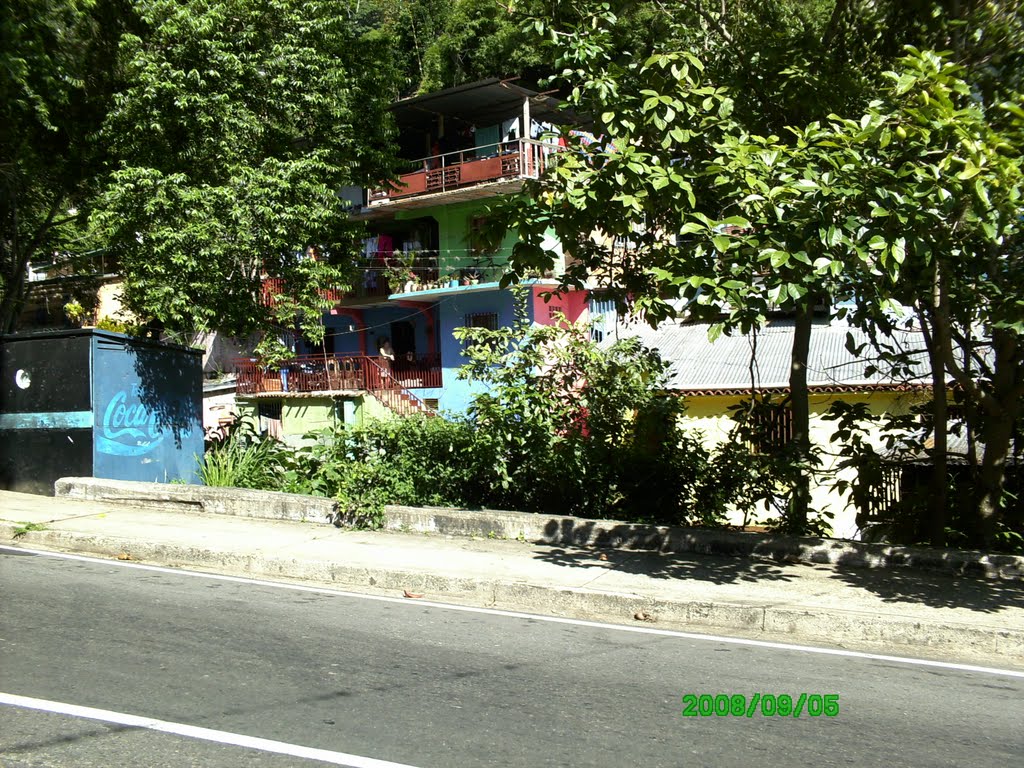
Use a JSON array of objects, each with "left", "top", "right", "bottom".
[{"left": 234, "top": 79, "right": 590, "bottom": 441}]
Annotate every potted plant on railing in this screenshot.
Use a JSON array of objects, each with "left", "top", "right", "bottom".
[
  {"left": 63, "top": 299, "right": 95, "bottom": 327},
  {"left": 254, "top": 337, "right": 292, "bottom": 392}
]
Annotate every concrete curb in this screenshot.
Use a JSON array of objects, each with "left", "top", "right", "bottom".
[
  {"left": 5, "top": 522, "right": 1022, "bottom": 664},
  {"left": 382, "top": 505, "right": 1024, "bottom": 581},
  {"left": 54, "top": 477, "right": 1024, "bottom": 581},
  {"left": 54, "top": 477, "right": 338, "bottom": 525}
]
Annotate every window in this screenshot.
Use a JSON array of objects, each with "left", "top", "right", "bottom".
[
  {"left": 257, "top": 400, "right": 282, "bottom": 421},
  {"left": 256, "top": 399, "right": 283, "bottom": 439},
  {"left": 470, "top": 216, "right": 497, "bottom": 257},
  {"left": 738, "top": 398, "right": 794, "bottom": 455},
  {"left": 589, "top": 295, "right": 616, "bottom": 342},
  {"left": 588, "top": 296, "right": 616, "bottom": 316},
  {"left": 862, "top": 465, "right": 902, "bottom": 523},
  {"left": 464, "top": 312, "right": 499, "bottom": 331},
  {"left": 462, "top": 312, "right": 499, "bottom": 351}
]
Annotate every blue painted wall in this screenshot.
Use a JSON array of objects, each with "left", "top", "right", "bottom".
[
  {"left": 323, "top": 313, "right": 364, "bottom": 355},
  {"left": 91, "top": 333, "right": 204, "bottom": 484},
  {"left": 435, "top": 288, "right": 519, "bottom": 414},
  {"left": 315, "top": 305, "right": 438, "bottom": 359}
]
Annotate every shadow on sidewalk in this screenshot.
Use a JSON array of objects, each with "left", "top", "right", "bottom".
[
  {"left": 828, "top": 565, "right": 1024, "bottom": 613},
  {"left": 533, "top": 546, "right": 799, "bottom": 584}
]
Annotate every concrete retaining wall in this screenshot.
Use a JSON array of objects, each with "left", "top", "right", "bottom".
[{"left": 55, "top": 477, "right": 337, "bottom": 525}]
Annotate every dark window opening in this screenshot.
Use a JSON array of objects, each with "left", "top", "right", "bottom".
[
  {"left": 744, "top": 401, "right": 794, "bottom": 455},
  {"left": 257, "top": 400, "right": 282, "bottom": 421},
  {"left": 464, "top": 312, "right": 499, "bottom": 331},
  {"left": 462, "top": 312, "right": 499, "bottom": 351}
]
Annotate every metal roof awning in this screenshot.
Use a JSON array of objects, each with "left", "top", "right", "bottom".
[{"left": 391, "top": 78, "right": 578, "bottom": 130}]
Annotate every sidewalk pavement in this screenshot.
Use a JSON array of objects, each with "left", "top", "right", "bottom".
[{"left": 2, "top": 488, "right": 1023, "bottom": 670}]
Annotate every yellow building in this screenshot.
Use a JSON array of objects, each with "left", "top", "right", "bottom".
[{"left": 615, "top": 318, "right": 932, "bottom": 539}]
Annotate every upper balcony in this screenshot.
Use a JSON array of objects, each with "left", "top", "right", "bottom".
[
  {"left": 260, "top": 251, "right": 510, "bottom": 310},
  {"left": 357, "top": 78, "right": 578, "bottom": 217},
  {"left": 363, "top": 138, "right": 556, "bottom": 212}
]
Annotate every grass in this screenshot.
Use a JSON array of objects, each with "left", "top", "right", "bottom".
[{"left": 12, "top": 521, "right": 47, "bottom": 538}]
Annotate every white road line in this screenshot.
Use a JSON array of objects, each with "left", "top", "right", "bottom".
[
  {"left": 4, "top": 544, "right": 1024, "bottom": 680},
  {"left": 0, "top": 692, "right": 420, "bottom": 768}
]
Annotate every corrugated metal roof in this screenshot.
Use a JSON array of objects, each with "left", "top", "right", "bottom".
[{"left": 605, "top": 318, "right": 933, "bottom": 392}]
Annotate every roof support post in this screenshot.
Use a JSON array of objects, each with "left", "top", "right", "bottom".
[{"left": 522, "top": 96, "right": 531, "bottom": 173}]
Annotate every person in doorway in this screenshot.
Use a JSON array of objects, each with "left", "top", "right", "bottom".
[{"left": 378, "top": 338, "right": 395, "bottom": 377}]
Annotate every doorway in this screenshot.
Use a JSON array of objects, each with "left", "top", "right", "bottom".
[{"left": 390, "top": 321, "right": 416, "bottom": 357}]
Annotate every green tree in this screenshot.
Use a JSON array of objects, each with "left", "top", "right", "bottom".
[
  {"left": 834, "top": 50, "right": 1024, "bottom": 546},
  {"left": 0, "top": 0, "right": 129, "bottom": 332},
  {"left": 3, "top": 0, "right": 401, "bottom": 340},
  {"left": 493, "top": 5, "right": 858, "bottom": 530},
  {"left": 417, "top": 0, "right": 674, "bottom": 93},
  {"left": 90, "top": 0, "right": 399, "bottom": 342},
  {"left": 357, "top": 0, "right": 454, "bottom": 95},
  {"left": 493, "top": 0, "right": 1023, "bottom": 539},
  {"left": 455, "top": 292, "right": 718, "bottom": 522}
]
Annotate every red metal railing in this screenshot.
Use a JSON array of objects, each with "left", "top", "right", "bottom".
[
  {"left": 235, "top": 354, "right": 440, "bottom": 415},
  {"left": 260, "top": 251, "right": 507, "bottom": 309},
  {"left": 368, "top": 138, "right": 556, "bottom": 203},
  {"left": 260, "top": 276, "right": 392, "bottom": 309}
]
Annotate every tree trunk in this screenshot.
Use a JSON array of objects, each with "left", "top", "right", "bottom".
[
  {"left": 788, "top": 303, "right": 813, "bottom": 531},
  {"left": 0, "top": 261, "right": 30, "bottom": 334},
  {"left": 975, "top": 328, "right": 1022, "bottom": 546},
  {"left": 925, "top": 261, "right": 950, "bottom": 546},
  {"left": 925, "top": 312, "right": 949, "bottom": 547}
]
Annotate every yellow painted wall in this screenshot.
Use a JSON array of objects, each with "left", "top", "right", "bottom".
[{"left": 679, "top": 390, "right": 926, "bottom": 539}]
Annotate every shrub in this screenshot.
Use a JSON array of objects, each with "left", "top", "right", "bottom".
[{"left": 200, "top": 423, "right": 290, "bottom": 489}]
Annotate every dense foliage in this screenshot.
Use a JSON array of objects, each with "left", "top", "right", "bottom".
[
  {"left": 203, "top": 316, "right": 783, "bottom": 530},
  {"left": 1, "top": 0, "right": 127, "bottom": 332},
  {"left": 3, "top": 0, "right": 400, "bottom": 340},
  {"left": 91, "top": 0, "right": 400, "bottom": 341},
  {"left": 491, "top": 0, "right": 1024, "bottom": 546}
]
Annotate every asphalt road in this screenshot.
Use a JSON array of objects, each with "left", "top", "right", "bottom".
[{"left": 1, "top": 547, "right": 1021, "bottom": 768}]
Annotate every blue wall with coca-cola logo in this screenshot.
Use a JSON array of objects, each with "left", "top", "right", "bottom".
[
  {"left": 91, "top": 333, "right": 202, "bottom": 484},
  {"left": 0, "top": 330, "right": 202, "bottom": 494}
]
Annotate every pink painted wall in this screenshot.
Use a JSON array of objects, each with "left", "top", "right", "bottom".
[{"left": 532, "top": 286, "right": 589, "bottom": 326}]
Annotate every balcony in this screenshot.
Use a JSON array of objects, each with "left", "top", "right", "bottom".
[
  {"left": 235, "top": 353, "right": 442, "bottom": 396},
  {"left": 366, "top": 138, "right": 556, "bottom": 209},
  {"left": 260, "top": 251, "right": 508, "bottom": 309}
]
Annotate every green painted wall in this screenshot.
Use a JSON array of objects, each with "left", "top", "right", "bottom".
[
  {"left": 283, "top": 398, "right": 338, "bottom": 434},
  {"left": 236, "top": 395, "right": 400, "bottom": 436},
  {"left": 359, "top": 393, "right": 395, "bottom": 424},
  {"left": 397, "top": 199, "right": 517, "bottom": 276}
]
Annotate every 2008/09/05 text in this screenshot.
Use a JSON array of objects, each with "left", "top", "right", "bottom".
[{"left": 681, "top": 693, "right": 839, "bottom": 718}]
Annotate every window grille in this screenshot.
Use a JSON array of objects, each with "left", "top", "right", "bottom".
[
  {"left": 464, "top": 312, "right": 498, "bottom": 331},
  {"left": 746, "top": 402, "right": 794, "bottom": 455},
  {"left": 257, "top": 400, "right": 282, "bottom": 421},
  {"left": 462, "top": 312, "right": 499, "bottom": 351}
]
